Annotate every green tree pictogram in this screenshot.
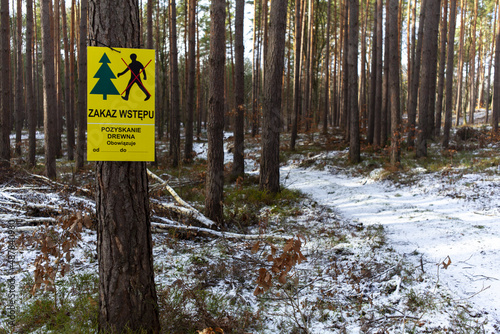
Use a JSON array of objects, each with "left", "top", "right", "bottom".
[{"left": 90, "top": 53, "right": 120, "bottom": 100}]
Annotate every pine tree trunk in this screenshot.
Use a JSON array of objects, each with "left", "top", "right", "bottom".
[
  {"left": 486, "top": 4, "right": 497, "bottom": 123},
  {"left": 0, "top": 0, "right": 10, "bottom": 167},
  {"left": 373, "top": 0, "right": 383, "bottom": 147},
  {"left": 260, "top": 0, "right": 288, "bottom": 192},
  {"left": 435, "top": 0, "right": 448, "bottom": 137},
  {"left": 232, "top": 0, "right": 245, "bottom": 177},
  {"left": 455, "top": 0, "right": 466, "bottom": 126},
  {"left": 442, "top": 0, "right": 457, "bottom": 147},
  {"left": 169, "top": 0, "right": 181, "bottom": 167},
  {"left": 75, "top": 0, "right": 87, "bottom": 170},
  {"left": 89, "top": 0, "right": 160, "bottom": 332},
  {"left": 367, "top": 0, "right": 377, "bottom": 144},
  {"left": 185, "top": 0, "right": 196, "bottom": 161},
  {"left": 41, "top": 0, "right": 57, "bottom": 178},
  {"left": 323, "top": 0, "right": 331, "bottom": 134},
  {"left": 62, "top": 0, "right": 74, "bottom": 160},
  {"left": 348, "top": 0, "right": 359, "bottom": 163},
  {"left": 494, "top": 1, "right": 500, "bottom": 133},
  {"left": 290, "top": 0, "right": 302, "bottom": 149},
  {"left": 416, "top": 0, "right": 441, "bottom": 158},
  {"left": 468, "top": 0, "right": 478, "bottom": 124},
  {"left": 407, "top": 0, "right": 426, "bottom": 149},
  {"left": 27, "top": 0, "right": 36, "bottom": 166},
  {"left": 388, "top": 0, "right": 401, "bottom": 165},
  {"left": 205, "top": 0, "right": 226, "bottom": 222},
  {"left": 15, "top": 0, "right": 24, "bottom": 156}
]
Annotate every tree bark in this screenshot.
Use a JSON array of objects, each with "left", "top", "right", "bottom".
[
  {"left": 205, "top": 0, "right": 226, "bottom": 222},
  {"left": 455, "top": 0, "right": 466, "bottom": 126},
  {"left": 0, "top": 0, "right": 11, "bottom": 167},
  {"left": 416, "top": 0, "right": 441, "bottom": 158},
  {"left": 373, "top": 0, "right": 383, "bottom": 147},
  {"left": 367, "top": 0, "right": 377, "bottom": 144},
  {"left": 41, "top": 0, "right": 57, "bottom": 178},
  {"left": 184, "top": 0, "right": 196, "bottom": 162},
  {"left": 494, "top": 2, "right": 500, "bottom": 133},
  {"left": 468, "top": 0, "right": 478, "bottom": 124},
  {"left": 62, "top": 0, "right": 74, "bottom": 161},
  {"left": 89, "top": 0, "right": 160, "bottom": 332},
  {"left": 348, "top": 0, "right": 360, "bottom": 163},
  {"left": 290, "top": 0, "right": 302, "bottom": 149},
  {"left": 435, "top": 0, "right": 448, "bottom": 137},
  {"left": 232, "top": 0, "right": 245, "bottom": 177},
  {"left": 388, "top": 0, "right": 401, "bottom": 165},
  {"left": 323, "top": 0, "right": 332, "bottom": 134},
  {"left": 442, "top": 0, "right": 457, "bottom": 147},
  {"left": 169, "top": 0, "right": 181, "bottom": 167},
  {"left": 27, "top": 0, "right": 36, "bottom": 166},
  {"left": 15, "top": 0, "right": 24, "bottom": 156},
  {"left": 75, "top": 0, "right": 87, "bottom": 170},
  {"left": 260, "top": 0, "right": 288, "bottom": 193}
]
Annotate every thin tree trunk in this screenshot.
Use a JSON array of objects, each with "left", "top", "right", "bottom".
[
  {"left": 54, "top": 0, "right": 63, "bottom": 158},
  {"left": 0, "top": 0, "right": 10, "bottom": 167},
  {"left": 348, "top": 0, "right": 359, "bottom": 163},
  {"left": 15, "top": 0, "right": 24, "bottom": 156},
  {"left": 435, "top": 0, "right": 448, "bottom": 137},
  {"left": 373, "top": 0, "right": 383, "bottom": 147},
  {"left": 184, "top": 0, "right": 196, "bottom": 161},
  {"left": 75, "top": 0, "right": 87, "bottom": 170},
  {"left": 251, "top": 0, "right": 261, "bottom": 138},
  {"left": 486, "top": 4, "right": 497, "bottom": 123},
  {"left": 290, "top": 0, "right": 302, "bottom": 149},
  {"left": 27, "top": 0, "right": 36, "bottom": 166},
  {"left": 407, "top": 0, "right": 426, "bottom": 149},
  {"left": 380, "top": 0, "right": 389, "bottom": 146},
  {"left": 388, "top": 0, "right": 401, "bottom": 164},
  {"left": 442, "top": 0, "right": 457, "bottom": 147},
  {"left": 232, "top": 0, "right": 245, "bottom": 177},
  {"left": 260, "top": 0, "right": 288, "bottom": 192},
  {"left": 494, "top": 1, "right": 500, "bottom": 133},
  {"left": 468, "top": 0, "right": 478, "bottom": 124},
  {"left": 62, "top": 0, "right": 74, "bottom": 160},
  {"left": 323, "top": 0, "right": 331, "bottom": 134},
  {"left": 169, "top": 0, "right": 181, "bottom": 167},
  {"left": 455, "top": 0, "right": 466, "bottom": 126},
  {"left": 367, "top": 0, "right": 377, "bottom": 144},
  {"left": 205, "top": 0, "right": 226, "bottom": 222},
  {"left": 41, "top": 0, "right": 57, "bottom": 178}
]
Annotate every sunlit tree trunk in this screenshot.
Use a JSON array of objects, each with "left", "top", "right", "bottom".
[
  {"left": 184, "top": 0, "right": 196, "bottom": 161},
  {"left": 442, "top": 0, "right": 457, "bottom": 147},
  {"left": 486, "top": 4, "right": 497, "bottom": 123},
  {"left": 290, "top": 0, "right": 302, "bottom": 149},
  {"left": 494, "top": 1, "right": 500, "bottom": 133},
  {"left": 407, "top": 0, "right": 426, "bottom": 149},
  {"left": 468, "top": 0, "right": 478, "bottom": 124},
  {"left": 455, "top": 0, "right": 466, "bottom": 126},
  {"left": 435, "top": 0, "right": 448, "bottom": 137}
]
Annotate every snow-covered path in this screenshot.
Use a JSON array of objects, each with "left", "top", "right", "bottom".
[{"left": 282, "top": 164, "right": 500, "bottom": 324}]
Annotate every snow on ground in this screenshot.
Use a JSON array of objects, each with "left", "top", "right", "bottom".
[{"left": 281, "top": 153, "right": 500, "bottom": 326}]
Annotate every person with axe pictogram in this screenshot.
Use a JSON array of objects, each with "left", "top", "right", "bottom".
[{"left": 117, "top": 53, "right": 151, "bottom": 101}]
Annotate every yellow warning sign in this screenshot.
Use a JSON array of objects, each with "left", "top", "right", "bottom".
[{"left": 87, "top": 46, "right": 155, "bottom": 161}]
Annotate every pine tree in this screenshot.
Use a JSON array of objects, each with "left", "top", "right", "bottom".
[{"left": 90, "top": 53, "right": 120, "bottom": 100}]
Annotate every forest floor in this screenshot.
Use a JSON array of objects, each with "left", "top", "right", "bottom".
[{"left": 0, "top": 125, "right": 499, "bottom": 333}]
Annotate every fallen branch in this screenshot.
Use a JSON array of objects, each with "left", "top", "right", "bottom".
[
  {"left": 147, "top": 169, "right": 216, "bottom": 228},
  {"left": 151, "top": 218, "right": 291, "bottom": 240}
]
